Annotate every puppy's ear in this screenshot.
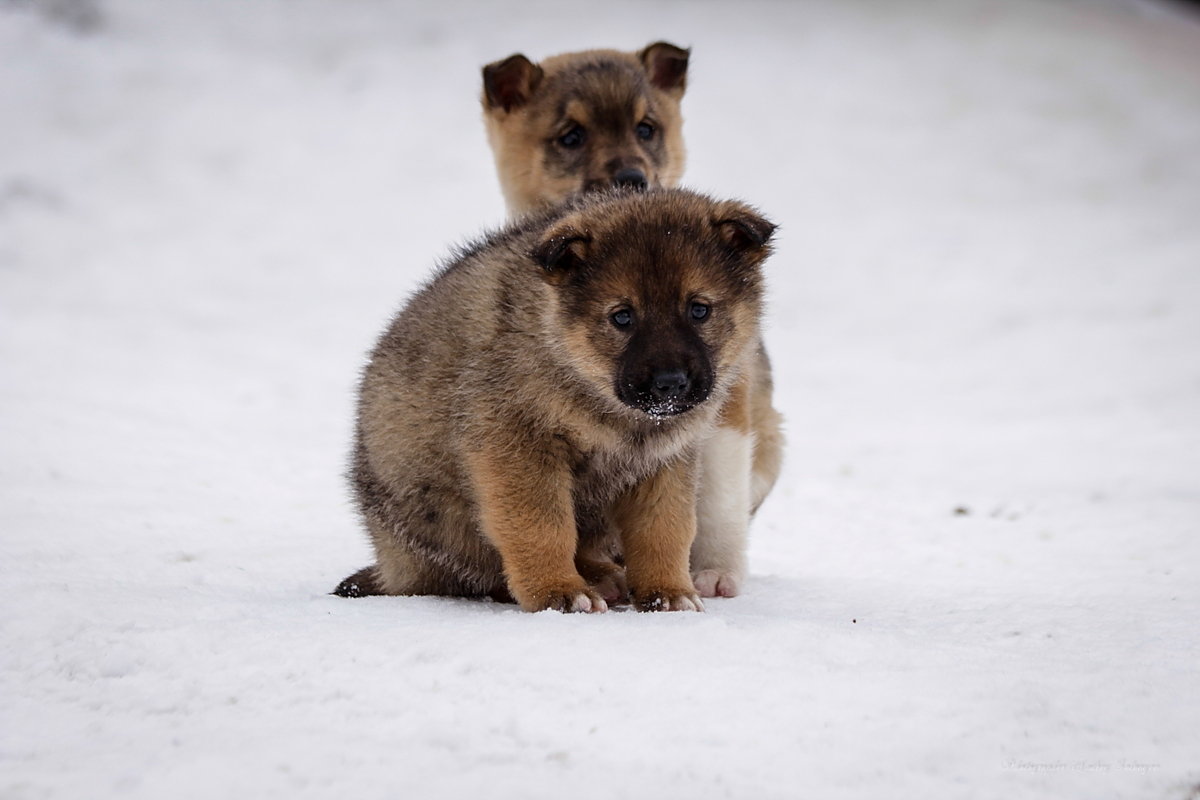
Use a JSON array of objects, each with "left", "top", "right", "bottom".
[
  {"left": 482, "top": 54, "right": 544, "bottom": 112},
  {"left": 712, "top": 202, "right": 776, "bottom": 257},
  {"left": 639, "top": 42, "right": 690, "bottom": 96},
  {"left": 531, "top": 221, "right": 592, "bottom": 284}
]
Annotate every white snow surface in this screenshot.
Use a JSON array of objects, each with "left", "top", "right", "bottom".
[{"left": 3, "top": 1, "right": 1199, "bottom": 797}]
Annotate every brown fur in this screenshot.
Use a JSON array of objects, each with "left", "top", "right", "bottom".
[
  {"left": 480, "top": 42, "right": 785, "bottom": 597},
  {"left": 337, "top": 189, "right": 775, "bottom": 612}
]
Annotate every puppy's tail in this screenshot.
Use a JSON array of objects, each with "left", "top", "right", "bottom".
[{"left": 332, "top": 565, "right": 383, "bottom": 597}]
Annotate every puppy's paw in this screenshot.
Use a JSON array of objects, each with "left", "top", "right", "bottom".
[
  {"left": 691, "top": 569, "right": 741, "bottom": 598},
  {"left": 576, "top": 557, "right": 629, "bottom": 604},
  {"left": 591, "top": 572, "right": 628, "bottom": 605},
  {"left": 554, "top": 592, "right": 609, "bottom": 618},
  {"left": 526, "top": 584, "right": 609, "bottom": 614},
  {"left": 633, "top": 588, "right": 705, "bottom": 612}
]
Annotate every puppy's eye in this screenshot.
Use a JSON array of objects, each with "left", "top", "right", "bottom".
[
  {"left": 689, "top": 302, "right": 710, "bottom": 321},
  {"left": 611, "top": 309, "right": 633, "bottom": 328},
  {"left": 635, "top": 121, "right": 655, "bottom": 141},
  {"left": 558, "top": 126, "right": 585, "bottom": 148}
]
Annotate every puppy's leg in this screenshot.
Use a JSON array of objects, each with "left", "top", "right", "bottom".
[
  {"left": 616, "top": 456, "right": 704, "bottom": 612},
  {"left": 575, "top": 550, "right": 628, "bottom": 604},
  {"left": 467, "top": 447, "right": 606, "bottom": 613},
  {"left": 692, "top": 429, "right": 752, "bottom": 598},
  {"left": 749, "top": 344, "right": 785, "bottom": 514},
  {"left": 691, "top": 374, "right": 753, "bottom": 597},
  {"left": 575, "top": 512, "right": 627, "bottom": 603}
]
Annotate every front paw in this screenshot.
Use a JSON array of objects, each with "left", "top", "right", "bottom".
[
  {"left": 633, "top": 587, "right": 705, "bottom": 612},
  {"left": 520, "top": 581, "right": 609, "bottom": 614},
  {"left": 692, "top": 569, "right": 741, "bottom": 598}
]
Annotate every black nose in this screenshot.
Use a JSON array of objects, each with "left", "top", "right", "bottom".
[
  {"left": 650, "top": 368, "right": 690, "bottom": 400},
  {"left": 613, "top": 168, "right": 647, "bottom": 190}
]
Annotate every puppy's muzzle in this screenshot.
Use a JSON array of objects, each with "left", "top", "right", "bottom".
[
  {"left": 612, "top": 168, "right": 648, "bottom": 190},
  {"left": 618, "top": 366, "right": 709, "bottom": 418}
]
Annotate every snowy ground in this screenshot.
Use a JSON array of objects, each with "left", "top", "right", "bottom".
[{"left": 2, "top": 0, "right": 1199, "bottom": 797}]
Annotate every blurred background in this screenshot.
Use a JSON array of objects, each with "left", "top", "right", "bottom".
[{"left": 2, "top": 1, "right": 1198, "bottom": 798}]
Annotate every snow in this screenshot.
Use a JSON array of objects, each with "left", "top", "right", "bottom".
[{"left": 2, "top": 0, "right": 1199, "bottom": 797}]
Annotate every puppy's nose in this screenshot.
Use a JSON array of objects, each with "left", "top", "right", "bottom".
[
  {"left": 650, "top": 368, "right": 690, "bottom": 400},
  {"left": 612, "top": 168, "right": 647, "bottom": 190}
]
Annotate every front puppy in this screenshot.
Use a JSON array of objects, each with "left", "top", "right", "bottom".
[
  {"left": 339, "top": 189, "right": 774, "bottom": 612},
  {"left": 481, "top": 42, "right": 784, "bottom": 600},
  {"left": 482, "top": 42, "right": 689, "bottom": 215}
]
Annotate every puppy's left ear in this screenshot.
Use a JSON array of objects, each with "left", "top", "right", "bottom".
[
  {"left": 713, "top": 202, "right": 776, "bottom": 258},
  {"left": 482, "top": 54, "right": 544, "bottom": 112},
  {"left": 639, "top": 42, "right": 690, "bottom": 96},
  {"left": 531, "top": 219, "right": 592, "bottom": 285}
]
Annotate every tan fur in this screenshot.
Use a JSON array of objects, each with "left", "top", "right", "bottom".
[
  {"left": 466, "top": 444, "right": 601, "bottom": 611},
  {"left": 614, "top": 456, "right": 702, "bottom": 610},
  {"left": 480, "top": 42, "right": 785, "bottom": 597},
  {"left": 718, "top": 368, "right": 754, "bottom": 434},
  {"left": 338, "top": 189, "right": 775, "bottom": 612}
]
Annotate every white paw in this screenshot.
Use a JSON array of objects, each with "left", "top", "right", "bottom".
[
  {"left": 670, "top": 594, "right": 705, "bottom": 612},
  {"left": 692, "top": 569, "right": 741, "bottom": 598}
]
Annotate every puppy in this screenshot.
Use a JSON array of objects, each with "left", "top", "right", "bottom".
[
  {"left": 335, "top": 189, "right": 775, "bottom": 612},
  {"left": 481, "top": 42, "right": 784, "bottom": 597},
  {"left": 482, "top": 41, "right": 688, "bottom": 214}
]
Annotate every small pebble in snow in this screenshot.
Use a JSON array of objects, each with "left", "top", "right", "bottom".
[{"left": 953, "top": 506, "right": 970, "bottom": 516}]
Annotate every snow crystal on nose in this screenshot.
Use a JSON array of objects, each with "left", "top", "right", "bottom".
[{"left": 645, "top": 399, "right": 687, "bottom": 418}]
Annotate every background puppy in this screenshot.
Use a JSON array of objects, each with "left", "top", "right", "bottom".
[
  {"left": 481, "top": 43, "right": 784, "bottom": 598},
  {"left": 482, "top": 41, "right": 689, "bottom": 215},
  {"left": 336, "top": 189, "right": 775, "bottom": 612}
]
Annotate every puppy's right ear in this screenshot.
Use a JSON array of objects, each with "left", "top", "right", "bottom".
[
  {"left": 712, "top": 201, "right": 776, "bottom": 267},
  {"left": 531, "top": 221, "right": 591, "bottom": 285},
  {"left": 482, "top": 54, "right": 544, "bottom": 112},
  {"left": 639, "top": 41, "right": 690, "bottom": 96}
]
